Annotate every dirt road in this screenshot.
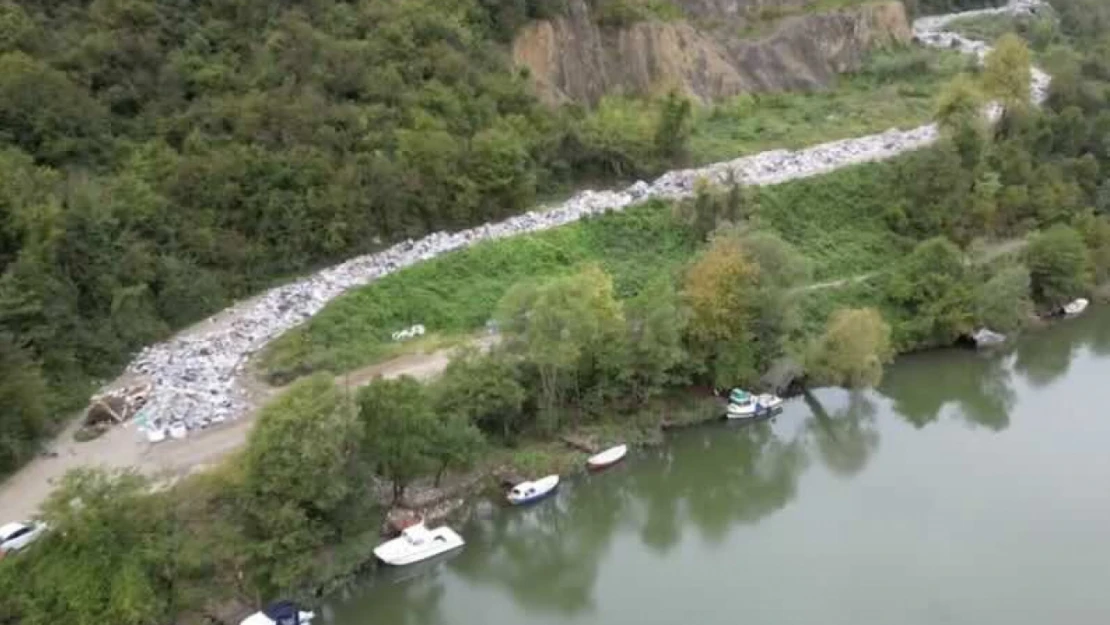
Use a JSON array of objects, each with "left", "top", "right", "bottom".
[{"left": 0, "top": 336, "right": 495, "bottom": 521}]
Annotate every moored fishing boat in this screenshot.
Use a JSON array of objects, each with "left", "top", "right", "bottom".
[
  {"left": 373, "top": 522, "right": 465, "bottom": 566},
  {"left": 240, "top": 601, "right": 315, "bottom": 625},
  {"left": 507, "top": 475, "right": 560, "bottom": 505},
  {"left": 1063, "top": 298, "right": 1089, "bottom": 316},
  {"left": 587, "top": 445, "right": 628, "bottom": 470},
  {"left": 726, "top": 388, "right": 783, "bottom": 419}
]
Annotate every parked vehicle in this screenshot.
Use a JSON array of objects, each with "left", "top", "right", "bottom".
[
  {"left": 0, "top": 521, "right": 47, "bottom": 555},
  {"left": 507, "top": 475, "right": 560, "bottom": 505},
  {"left": 373, "top": 522, "right": 465, "bottom": 566},
  {"left": 587, "top": 444, "right": 628, "bottom": 470}
]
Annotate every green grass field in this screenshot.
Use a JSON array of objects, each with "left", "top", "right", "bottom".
[
  {"left": 260, "top": 44, "right": 971, "bottom": 384},
  {"left": 688, "top": 47, "right": 972, "bottom": 164},
  {"left": 259, "top": 159, "right": 909, "bottom": 383}
]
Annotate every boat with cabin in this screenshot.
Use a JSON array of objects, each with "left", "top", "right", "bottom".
[
  {"left": 373, "top": 521, "right": 464, "bottom": 566},
  {"left": 726, "top": 388, "right": 783, "bottom": 419},
  {"left": 508, "top": 475, "right": 560, "bottom": 505},
  {"left": 240, "top": 601, "right": 315, "bottom": 625}
]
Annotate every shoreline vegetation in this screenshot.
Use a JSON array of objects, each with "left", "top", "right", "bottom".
[
  {"left": 5, "top": 1, "right": 1110, "bottom": 624},
  {"left": 0, "top": 2, "right": 969, "bottom": 480}
]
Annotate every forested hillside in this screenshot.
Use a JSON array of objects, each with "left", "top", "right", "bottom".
[
  {"left": 2, "top": 1, "right": 1109, "bottom": 623},
  {"left": 0, "top": 0, "right": 1043, "bottom": 474},
  {"left": 0, "top": 0, "right": 698, "bottom": 472}
]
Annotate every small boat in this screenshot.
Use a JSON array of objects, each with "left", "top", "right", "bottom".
[
  {"left": 587, "top": 444, "right": 628, "bottom": 470},
  {"left": 373, "top": 522, "right": 464, "bottom": 566},
  {"left": 1063, "top": 298, "right": 1089, "bottom": 316},
  {"left": 971, "top": 327, "right": 1006, "bottom": 348},
  {"left": 240, "top": 601, "right": 315, "bottom": 625},
  {"left": 507, "top": 475, "right": 560, "bottom": 505},
  {"left": 726, "top": 388, "right": 783, "bottom": 419}
]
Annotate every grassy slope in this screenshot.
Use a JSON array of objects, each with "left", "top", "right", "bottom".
[
  {"left": 260, "top": 159, "right": 907, "bottom": 382},
  {"left": 260, "top": 44, "right": 971, "bottom": 383},
  {"left": 688, "top": 48, "right": 971, "bottom": 164}
]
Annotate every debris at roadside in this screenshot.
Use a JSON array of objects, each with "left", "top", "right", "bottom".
[{"left": 87, "top": 0, "right": 1050, "bottom": 449}]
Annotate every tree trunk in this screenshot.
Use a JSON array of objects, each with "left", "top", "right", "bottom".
[{"left": 435, "top": 461, "right": 448, "bottom": 487}]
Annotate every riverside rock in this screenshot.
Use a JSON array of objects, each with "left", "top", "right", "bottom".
[{"left": 103, "top": 0, "right": 1050, "bottom": 438}]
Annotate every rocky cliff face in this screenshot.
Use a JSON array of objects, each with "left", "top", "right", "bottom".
[{"left": 512, "top": 0, "right": 912, "bottom": 105}]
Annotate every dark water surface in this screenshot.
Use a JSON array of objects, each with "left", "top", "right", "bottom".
[{"left": 325, "top": 306, "right": 1110, "bottom": 625}]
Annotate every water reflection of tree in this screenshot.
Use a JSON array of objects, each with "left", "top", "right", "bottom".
[
  {"left": 633, "top": 446, "right": 682, "bottom": 554},
  {"left": 335, "top": 562, "right": 449, "bottom": 625},
  {"left": 878, "top": 351, "right": 1015, "bottom": 431},
  {"left": 803, "top": 391, "right": 879, "bottom": 478},
  {"left": 1013, "top": 328, "right": 1077, "bottom": 388},
  {"left": 452, "top": 475, "right": 628, "bottom": 617},
  {"left": 1090, "top": 315, "right": 1110, "bottom": 356},
  {"left": 628, "top": 424, "right": 807, "bottom": 550}
]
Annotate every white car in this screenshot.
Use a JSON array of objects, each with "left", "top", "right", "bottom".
[{"left": 0, "top": 521, "right": 47, "bottom": 554}]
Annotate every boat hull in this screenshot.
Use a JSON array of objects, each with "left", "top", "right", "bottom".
[
  {"left": 373, "top": 526, "right": 465, "bottom": 566},
  {"left": 726, "top": 394, "right": 783, "bottom": 420},
  {"left": 507, "top": 475, "right": 560, "bottom": 505},
  {"left": 587, "top": 445, "right": 628, "bottom": 470},
  {"left": 1063, "top": 298, "right": 1089, "bottom": 316}
]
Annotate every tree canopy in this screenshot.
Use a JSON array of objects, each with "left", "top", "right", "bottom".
[
  {"left": 1025, "top": 224, "right": 1091, "bottom": 308},
  {"left": 807, "top": 308, "right": 894, "bottom": 389}
]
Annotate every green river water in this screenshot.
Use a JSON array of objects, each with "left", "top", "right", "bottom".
[{"left": 325, "top": 305, "right": 1110, "bottom": 625}]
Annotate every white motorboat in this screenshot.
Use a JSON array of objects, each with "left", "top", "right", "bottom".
[
  {"left": 1063, "top": 298, "right": 1089, "bottom": 316},
  {"left": 373, "top": 522, "right": 464, "bottom": 566},
  {"left": 507, "top": 475, "right": 560, "bottom": 505},
  {"left": 971, "top": 327, "right": 1006, "bottom": 348},
  {"left": 726, "top": 388, "right": 783, "bottom": 419},
  {"left": 240, "top": 601, "right": 314, "bottom": 625},
  {"left": 587, "top": 444, "right": 628, "bottom": 470}
]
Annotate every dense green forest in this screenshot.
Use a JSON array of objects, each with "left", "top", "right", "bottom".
[
  {"left": 0, "top": 0, "right": 716, "bottom": 474},
  {"left": 0, "top": 0, "right": 1008, "bottom": 475}
]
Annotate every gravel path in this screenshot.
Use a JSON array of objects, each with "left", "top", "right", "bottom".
[{"left": 0, "top": 0, "right": 1048, "bottom": 520}]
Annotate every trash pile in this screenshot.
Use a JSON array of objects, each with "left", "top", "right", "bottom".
[{"left": 95, "top": 0, "right": 1049, "bottom": 447}]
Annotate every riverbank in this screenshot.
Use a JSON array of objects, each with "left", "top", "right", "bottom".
[
  {"left": 0, "top": 0, "right": 1049, "bottom": 526},
  {"left": 84, "top": 0, "right": 1053, "bottom": 447},
  {"left": 321, "top": 303, "right": 1110, "bottom": 625},
  {"left": 13, "top": 2, "right": 1110, "bottom": 624}
]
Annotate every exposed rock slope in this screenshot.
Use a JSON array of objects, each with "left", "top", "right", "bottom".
[
  {"left": 102, "top": 0, "right": 1046, "bottom": 443},
  {"left": 512, "top": 0, "right": 912, "bottom": 104}
]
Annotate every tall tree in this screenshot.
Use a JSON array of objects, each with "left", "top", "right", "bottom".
[
  {"left": 683, "top": 229, "right": 761, "bottom": 386},
  {"left": 886, "top": 237, "right": 975, "bottom": 348},
  {"left": 974, "top": 264, "right": 1033, "bottom": 332},
  {"left": 654, "top": 91, "right": 692, "bottom": 164},
  {"left": 357, "top": 376, "right": 436, "bottom": 502},
  {"left": 935, "top": 73, "right": 988, "bottom": 168},
  {"left": 1024, "top": 224, "right": 1091, "bottom": 308},
  {"left": 806, "top": 307, "right": 894, "bottom": 388},
  {"left": 428, "top": 414, "right": 485, "bottom": 487},
  {"left": 496, "top": 265, "right": 625, "bottom": 424},
  {"left": 983, "top": 34, "right": 1033, "bottom": 112},
  {"left": 434, "top": 348, "right": 527, "bottom": 440},
  {"left": 239, "top": 374, "right": 360, "bottom": 593},
  {"left": 0, "top": 332, "right": 48, "bottom": 473},
  {"left": 620, "top": 275, "right": 688, "bottom": 404}
]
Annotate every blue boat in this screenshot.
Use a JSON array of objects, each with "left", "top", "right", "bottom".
[{"left": 507, "top": 475, "right": 560, "bottom": 505}]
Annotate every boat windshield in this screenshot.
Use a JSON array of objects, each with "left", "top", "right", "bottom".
[
  {"left": 729, "top": 389, "right": 751, "bottom": 404},
  {"left": 402, "top": 526, "right": 430, "bottom": 545}
]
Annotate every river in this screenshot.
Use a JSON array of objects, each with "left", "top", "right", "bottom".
[{"left": 322, "top": 305, "right": 1110, "bottom": 625}]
